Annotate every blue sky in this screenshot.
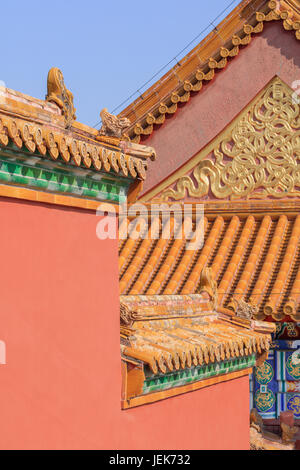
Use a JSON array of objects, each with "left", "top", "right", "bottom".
[{"left": 1, "top": 0, "right": 240, "bottom": 127}]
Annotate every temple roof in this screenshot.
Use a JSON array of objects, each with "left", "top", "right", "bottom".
[
  {"left": 120, "top": 293, "right": 274, "bottom": 407},
  {"left": 0, "top": 87, "right": 155, "bottom": 179},
  {"left": 119, "top": 203, "right": 300, "bottom": 322},
  {"left": 0, "top": 70, "right": 156, "bottom": 206},
  {"left": 121, "top": 294, "right": 274, "bottom": 373},
  {"left": 118, "top": 0, "right": 300, "bottom": 144},
  {"left": 139, "top": 76, "right": 300, "bottom": 203}
]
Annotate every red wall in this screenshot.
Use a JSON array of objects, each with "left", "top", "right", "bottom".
[
  {"left": 0, "top": 196, "right": 249, "bottom": 449},
  {"left": 121, "top": 375, "right": 250, "bottom": 450},
  {"left": 141, "top": 22, "right": 300, "bottom": 195}
]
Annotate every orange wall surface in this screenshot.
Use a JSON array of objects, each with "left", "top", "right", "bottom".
[{"left": 0, "top": 197, "right": 249, "bottom": 449}]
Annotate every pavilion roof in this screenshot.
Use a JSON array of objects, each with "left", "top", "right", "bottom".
[
  {"left": 0, "top": 73, "right": 156, "bottom": 207},
  {"left": 118, "top": 0, "right": 300, "bottom": 143},
  {"left": 0, "top": 86, "right": 155, "bottom": 178},
  {"left": 120, "top": 293, "right": 274, "bottom": 407},
  {"left": 119, "top": 202, "right": 300, "bottom": 322}
]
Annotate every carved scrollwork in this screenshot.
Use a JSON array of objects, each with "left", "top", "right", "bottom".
[
  {"left": 160, "top": 78, "right": 300, "bottom": 201},
  {"left": 233, "top": 298, "right": 258, "bottom": 320},
  {"left": 99, "top": 108, "right": 131, "bottom": 138},
  {"left": 46, "top": 67, "right": 76, "bottom": 128},
  {"left": 120, "top": 302, "right": 143, "bottom": 327},
  {"left": 196, "top": 267, "right": 218, "bottom": 308}
]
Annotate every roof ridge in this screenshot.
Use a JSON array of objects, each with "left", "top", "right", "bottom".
[{"left": 119, "top": 0, "right": 300, "bottom": 143}]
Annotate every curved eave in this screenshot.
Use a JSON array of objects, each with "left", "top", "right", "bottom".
[{"left": 118, "top": 0, "right": 300, "bottom": 143}]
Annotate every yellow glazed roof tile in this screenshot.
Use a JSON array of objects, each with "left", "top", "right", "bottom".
[
  {"left": 120, "top": 208, "right": 300, "bottom": 321},
  {"left": 120, "top": 294, "right": 274, "bottom": 375}
]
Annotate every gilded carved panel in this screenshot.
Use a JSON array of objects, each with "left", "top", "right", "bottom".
[{"left": 158, "top": 78, "right": 300, "bottom": 201}]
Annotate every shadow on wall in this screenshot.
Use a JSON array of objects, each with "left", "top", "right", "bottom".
[{"left": 264, "top": 21, "right": 300, "bottom": 68}]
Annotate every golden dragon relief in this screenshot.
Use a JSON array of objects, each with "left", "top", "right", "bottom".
[{"left": 159, "top": 78, "right": 300, "bottom": 201}]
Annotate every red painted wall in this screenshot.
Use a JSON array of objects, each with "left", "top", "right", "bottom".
[
  {"left": 120, "top": 375, "right": 250, "bottom": 451},
  {"left": 141, "top": 22, "right": 300, "bottom": 196},
  {"left": 0, "top": 197, "right": 249, "bottom": 449}
]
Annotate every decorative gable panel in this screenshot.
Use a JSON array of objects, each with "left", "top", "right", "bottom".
[{"left": 150, "top": 77, "right": 300, "bottom": 202}]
